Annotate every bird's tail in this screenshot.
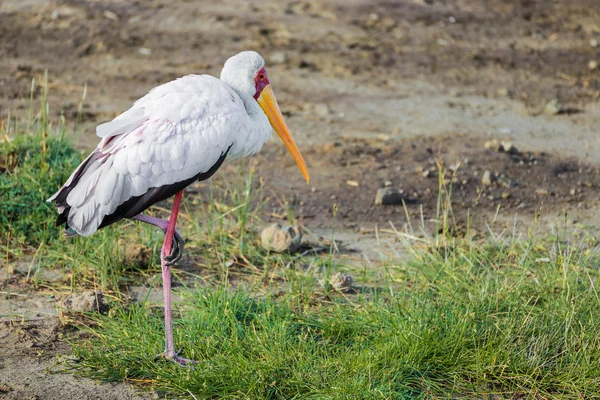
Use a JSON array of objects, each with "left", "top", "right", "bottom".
[{"left": 47, "top": 149, "right": 101, "bottom": 233}]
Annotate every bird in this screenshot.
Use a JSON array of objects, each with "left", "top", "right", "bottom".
[{"left": 48, "top": 51, "right": 310, "bottom": 365}]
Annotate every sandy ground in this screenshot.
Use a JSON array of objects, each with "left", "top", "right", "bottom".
[{"left": 1, "top": 0, "right": 600, "bottom": 398}]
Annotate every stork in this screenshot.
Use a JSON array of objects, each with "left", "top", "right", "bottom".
[{"left": 48, "top": 51, "right": 310, "bottom": 365}]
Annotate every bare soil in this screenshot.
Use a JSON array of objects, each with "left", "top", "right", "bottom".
[{"left": 1, "top": 0, "right": 600, "bottom": 398}]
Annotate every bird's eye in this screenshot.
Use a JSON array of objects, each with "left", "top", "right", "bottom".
[{"left": 259, "top": 74, "right": 265, "bottom": 80}]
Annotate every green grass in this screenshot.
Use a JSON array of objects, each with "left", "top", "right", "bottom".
[
  {"left": 0, "top": 101, "right": 81, "bottom": 246},
  {"left": 0, "top": 79, "right": 145, "bottom": 290},
  {"left": 68, "top": 236, "right": 600, "bottom": 399},
  {"left": 4, "top": 81, "right": 600, "bottom": 398}
]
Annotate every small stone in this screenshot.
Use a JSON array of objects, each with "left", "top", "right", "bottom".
[
  {"left": 496, "top": 88, "right": 509, "bottom": 97},
  {"left": 484, "top": 139, "right": 501, "bottom": 151},
  {"left": 103, "top": 10, "right": 119, "bottom": 21},
  {"left": 11, "top": 262, "right": 64, "bottom": 282},
  {"left": 485, "top": 139, "right": 517, "bottom": 153},
  {"left": 589, "top": 60, "right": 598, "bottom": 71},
  {"left": 500, "top": 141, "right": 517, "bottom": 153},
  {"left": 313, "top": 103, "right": 330, "bottom": 116},
  {"left": 261, "top": 223, "right": 302, "bottom": 253},
  {"left": 481, "top": 170, "right": 494, "bottom": 186},
  {"left": 535, "top": 188, "right": 549, "bottom": 196},
  {"left": 375, "top": 187, "right": 404, "bottom": 205},
  {"left": 544, "top": 99, "right": 562, "bottom": 115},
  {"left": 497, "top": 175, "right": 513, "bottom": 188},
  {"left": 384, "top": 180, "right": 392, "bottom": 187},
  {"left": 12, "top": 262, "right": 33, "bottom": 276},
  {"left": 501, "top": 192, "right": 511, "bottom": 199},
  {"left": 329, "top": 272, "right": 353, "bottom": 292},
  {"left": 570, "top": 188, "right": 576, "bottom": 195},
  {"left": 346, "top": 180, "right": 359, "bottom": 187},
  {"left": 421, "top": 169, "right": 430, "bottom": 178},
  {"left": 591, "top": 39, "right": 599, "bottom": 48},
  {"left": 61, "top": 291, "right": 109, "bottom": 313}
]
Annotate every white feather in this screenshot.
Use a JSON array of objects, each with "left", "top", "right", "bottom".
[
  {"left": 97, "top": 167, "right": 117, "bottom": 205},
  {"left": 96, "top": 107, "right": 146, "bottom": 138},
  {"left": 127, "top": 150, "right": 141, "bottom": 175},
  {"left": 140, "top": 162, "right": 153, "bottom": 178},
  {"left": 53, "top": 52, "right": 276, "bottom": 236}
]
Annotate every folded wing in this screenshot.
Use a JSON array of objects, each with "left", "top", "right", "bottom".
[{"left": 49, "top": 75, "right": 244, "bottom": 236}]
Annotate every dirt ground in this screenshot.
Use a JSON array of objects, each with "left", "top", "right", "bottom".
[{"left": 1, "top": 0, "right": 600, "bottom": 398}]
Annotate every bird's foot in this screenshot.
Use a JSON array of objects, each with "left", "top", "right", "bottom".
[
  {"left": 164, "top": 232, "right": 185, "bottom": 266},
  {"left": 160, "top": 348, "right": 199, "bottom": 366}
]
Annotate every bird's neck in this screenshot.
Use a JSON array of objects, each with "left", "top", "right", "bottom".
[{"left": 227, "top": 90, "right": 272, "bottom": 160}]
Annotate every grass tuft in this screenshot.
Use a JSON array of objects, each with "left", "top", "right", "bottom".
[
  {"left": 70, "top": 237, "right": 600, "bottom": 399},
  {"left": 0, "top": 114, "right": 82, "bottom": 246}
]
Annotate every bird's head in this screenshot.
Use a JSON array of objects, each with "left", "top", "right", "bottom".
[{"left": 221, "top": 51, "right": 310, "bottom": 183}]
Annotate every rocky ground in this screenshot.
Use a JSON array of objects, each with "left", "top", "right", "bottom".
[{"left": 1, "top": 0, "right": 600, "bottom": 398}]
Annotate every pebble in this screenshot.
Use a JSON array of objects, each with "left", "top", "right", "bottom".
[
  {"left": 484, "top": 139, "right": 501, "bottom": 151},
  {"left": 260, "top": 223, "right": 302, "bottom": 253},
  {"left": 329, "top": 272, "right": 353, "bottom": 292},
  {"left": 500, "top": 141, "right": 517, "bottom": 153},
  {"left": 589, "top": 60, "right": 598, "bottom": 71},
  {"left": 375, "top": 187, "right": 404, "bottom": 205},
  {"left": 103, "top": 10, "right": 119, "bottom": 21},
  {"left": 481, "top": 170, "right": 494, "bottom": 186},
  {"left": 314, "top": 103, "right": 330, "bottom": 116},
  {"left": 497, "top": 175, "right": 513, "bottom": 188},
  {"left": 61, "top": 291, "right": 109, "bottom": 313},
  {"left": 535, "top": 188, "right": 549, "bottom": 196},
  {"left": 483, "top": 139, "right": 517, "bottom": 153},
  {"left": 544, "top": 99, "right": 562, "bottom": 115},
  {"left": 11, "top": 263, "right": 64, "bottom": 283}
]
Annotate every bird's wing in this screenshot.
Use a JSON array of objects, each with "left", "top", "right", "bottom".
[{"left": 51, "top": 75, "right": 246, "bottom": 236}]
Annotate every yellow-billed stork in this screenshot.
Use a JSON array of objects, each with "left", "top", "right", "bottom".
[{"left": 48, "top": 51, "right": 310, "bottom": 365}]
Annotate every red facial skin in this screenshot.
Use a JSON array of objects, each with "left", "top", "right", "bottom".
[{"left": 253, "top": 67, "right": 270, "bottom": 99}]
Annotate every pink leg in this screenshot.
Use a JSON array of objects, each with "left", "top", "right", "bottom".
[{"left": 136, "top": 191, "right": 197, "bottom": 365}]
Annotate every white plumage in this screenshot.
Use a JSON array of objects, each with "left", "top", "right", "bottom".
[
  {"left": 48, "top": 51, "right": 309, "bottom": 365},
  {"left": 49, "top": 53, "right": 274, "bottom": 236}
]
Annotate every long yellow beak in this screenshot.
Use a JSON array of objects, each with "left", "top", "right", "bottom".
[{"left": 257, "top": 84, "right": 310, "bottom": 183}]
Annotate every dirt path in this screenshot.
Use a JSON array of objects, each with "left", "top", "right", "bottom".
[
  {"left": 0, "top": 319, "right": 155, "bottom": 400},
  {"left": 2, "top": 0, "right": 599, "bottom": 229}
]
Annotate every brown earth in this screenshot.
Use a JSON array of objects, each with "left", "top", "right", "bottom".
[{"left": 1, "top": 0, "right": 600, "bottom": 398}]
